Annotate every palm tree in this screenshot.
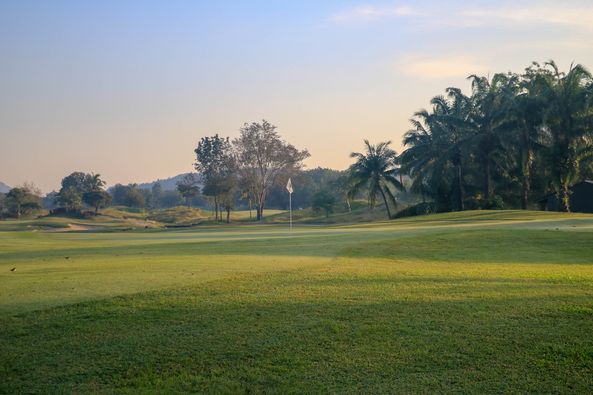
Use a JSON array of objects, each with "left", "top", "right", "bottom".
[
  {"left": 87, "top": 173, "right": 106, "bottom": 191},
  {"left": 465, "top": 73, "right": 516, "bottom": 202},
  {"left": 399, "top": 90, "right": 471, "bottom": 211},
  {"left": 507, "top": 67, "right": 547, "bottom": 209},
  {"left": 537, "top": 61, "right": 593, "bottom": 211},
  {"left": 348, "top": 140, "right": 404, "bottom": 219}
]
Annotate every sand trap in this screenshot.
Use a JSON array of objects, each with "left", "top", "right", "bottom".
[{"left": 48, "top": 223, "right": 93, "bottom": 232}]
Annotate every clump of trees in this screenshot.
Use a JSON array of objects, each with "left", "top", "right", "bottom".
[
  {"left": 194, "top": 134, "right": 236, "bottom": 222},
  {"left": 1, "top": 183, "right": 42, "bottom": 218},
  {"left": 399, "top": 61, "right": 593, "bottom": 212},
  {"left": 265, "top": 167, "right": 346, "bottom": 211},
  {"left": 312, "top": 189, "right": 337, "bottom": 218},
  {"left": 176, "top": 174, "right": 201, "bottom": 208},
  {"left": 55, "top": 172, "right": 111, "bottom": 215},
  {"left": 110, "top": 183, "right": 147, "bottom": 208},
  {"left": 194, "top": 120, "right": 309, "bottom": 221}
]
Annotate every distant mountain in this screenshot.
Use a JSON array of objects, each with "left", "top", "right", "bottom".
[
  {"left": 137, "top": 173, "right": 201, "bottom": 191},
  {"left": 0, "top": 181, "right": 11, "bottom": 193}
]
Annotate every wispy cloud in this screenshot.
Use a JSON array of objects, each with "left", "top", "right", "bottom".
[
  {"left": 331, "top": 2, "right": 593, "bottom": 31},
  {"left": 461, "top": 5, "right": 593, "bottom": 30},
  {"left": 396, "top": 55, "right": 489, "bottom": 79},
  {"left": 331, "top": 4, "right": 418, "bottom": 23}
]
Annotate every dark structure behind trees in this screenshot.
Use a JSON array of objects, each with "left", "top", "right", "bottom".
[{"left": 540, "top": 181, "right": 593, "bottom": 213}]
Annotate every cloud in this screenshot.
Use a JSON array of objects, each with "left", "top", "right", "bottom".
[
  {"left": 330, "top": 2, "right": 593, "bottom": 31},
  {"left": 331, "top": 4, "right": 418, "bottom": 23},
  {"left": 396, "top": 55, "right": 489, "bottom": 79},
  {"left": 461, "top": 5, "right": 593, "bottom": 31}
]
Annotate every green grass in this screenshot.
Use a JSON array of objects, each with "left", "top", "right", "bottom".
[{"left": 1, "top": 210, "right": 593, "bottom": 393}]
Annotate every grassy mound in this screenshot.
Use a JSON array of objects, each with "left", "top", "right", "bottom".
[
  {"left": 147, "top": 206, "right": 206, "bottom": 226},
  {"left": 261, "top": 200, "right": 391, "bottom": 224}
]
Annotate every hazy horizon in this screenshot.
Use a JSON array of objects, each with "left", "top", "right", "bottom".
[{"left": 2, "top": 0, "right": 593, "bottom": 192}]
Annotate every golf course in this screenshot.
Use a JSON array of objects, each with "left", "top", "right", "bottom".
[{"left": 1, "top": 210, "right": 593, "bottom": 393}]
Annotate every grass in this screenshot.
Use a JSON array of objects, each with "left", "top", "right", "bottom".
[
  {"left": 261, "top": 200, "right": 390, "bottom": 224},
  {"left": 1, "top": 210, "right": 593, "bottom": 393}
]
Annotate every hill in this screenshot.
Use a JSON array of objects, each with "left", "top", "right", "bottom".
[
  {"left": 136, "top": 173, "right": 201, "bottom": 191},
  {"left": 0, "top": 181, "right": 10, "bottom": 193}
]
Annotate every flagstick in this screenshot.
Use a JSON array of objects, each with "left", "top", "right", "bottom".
[{"left": 286, "top": 178, "right": 293, "bottom": 231}]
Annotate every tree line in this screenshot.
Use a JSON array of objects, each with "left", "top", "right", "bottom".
[
  {"left": 2, "top": 60, "right": 591, "bottom": 220},
  {"left": 397, "top": 60, "right": 593, "bottom": 213}
]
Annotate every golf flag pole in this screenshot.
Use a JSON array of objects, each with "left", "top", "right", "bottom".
[{"left": 286, "top": 178, "right": 293, "bottom": 230}]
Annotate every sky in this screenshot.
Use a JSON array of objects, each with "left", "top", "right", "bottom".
[{"left": 1, "top": 0, "right": 593, "bottom": 192}]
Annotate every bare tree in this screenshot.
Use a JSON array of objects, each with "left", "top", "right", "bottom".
[{"left": 233, "top": 120, "right": 309, "bottom": 220}]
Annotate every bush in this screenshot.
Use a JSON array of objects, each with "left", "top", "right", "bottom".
[
  {"left": 480, "top": 195, "right": 504, "bottom": 210},
  {"left": 393, "top": 202, "right": 437, "bottom": 219}
]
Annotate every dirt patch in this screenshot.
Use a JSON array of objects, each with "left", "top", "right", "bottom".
[{"left": 47, "top": 223, "right": 93, "bottom": 232}]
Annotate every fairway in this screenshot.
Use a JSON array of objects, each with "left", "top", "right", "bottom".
[{"left": 2, "top": 211, "right": 593, "bottom": 393}]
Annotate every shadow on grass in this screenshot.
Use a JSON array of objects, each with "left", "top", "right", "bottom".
[
  {"left": 3, "top": 228, "right": 593, "bottom": 266},
  {"left": 2, "top": 271, "right": 592, "bottom": 393}
]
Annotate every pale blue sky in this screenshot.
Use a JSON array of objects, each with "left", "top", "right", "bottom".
[{"left": 1, "top": 1, "right": 593, "bottom": 191}]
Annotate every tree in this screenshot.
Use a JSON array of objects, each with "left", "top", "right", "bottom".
[
  {"left": 60, "top": 172, "right": 91, "bottom": 192},
  {"left": 6, "top": 184, "right": 42, "bottom": 218},
  {"left": 312, "top": 189, "right": 336, "bottom": 218},
  {"left": 110, "top": 184, "right": 129, "bottom": 206},
  {"left": 465, "top": 73, "right": 517, "bottom": 202},
  {"left": 83, "top": 190, "right": 112, "bottom": 214},
  {"left": 399, "top": 90, "right": 472, "bottom": 212},
  {"left": 194, "top": 135, "right": 236, "bottom": 220},
  {"left": 55, "top": 186, "right": 82, "bottom": 212},
  {"left": 233, "top": 120, "right": 309, "bottom": 220},
  {"left": 508, "top": 65, "right": 548, "bottom": 209},
  {"left": 176, "top": 174, "right": 200, "bottom": 207},
  {"left": 124, "top": 185, "right": 146, "bottom": 208},
  {"left": 109, "top": 184, "right": 145, "bottom": 208},
  {"left": 151, "top": 182, "right": 163, "bottom": 209},
  {"left": 57, "top": 172, "right": 108, "bottom": 213},
  {"left": 349, "top": 140, "right": 404, "bottom": 219},
  {"left": 0, "top": 193, "right": 5, "bottom": 218},
  {"left": 218, "top": 179, "right": 238, "bottom": 223},
  {"left": 536, "top": 61, "right": 593, "bottom": 211},
  {"left": 86, "top": 173, "right": 106, "bottom": 191},
  {"left": 159, "top": 190, "right": 184, "bottom": 208}
]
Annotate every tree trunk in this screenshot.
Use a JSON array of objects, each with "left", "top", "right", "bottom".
[
  {"left": 256, "top": 206, "right": 262, "bottom": 221},
  {"left": 378, "top": 186, "right": 392, "bottom": 219},
  {"left": 521, "top": 131, "right": 531, "bottom": 210},
  {"left": 483, "top": 159, "right": 491, "bottom": 202},
  {"left": 226, "top": 208, "right": 230, "bottom": 223},
  {"left": 559, "top": 182, "right": 570, "bottom": 212},
  {"left": 256, "top": 191, "right": 266, "bottom": 221},
  {"left": 521, "top": 177, "right": 529, "bottom": 210},
  {"left": 455, "top": 162, "right": 464, "bottom": 211},
  {"left": 214, "top": 197, "right": 218, "bottom": 221}
]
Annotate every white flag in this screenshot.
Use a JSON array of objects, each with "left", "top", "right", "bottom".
[{"left": 286, "top": 178, "right": 293, "bottom": 194}]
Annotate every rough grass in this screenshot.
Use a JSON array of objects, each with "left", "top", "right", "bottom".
[
  {"left": 147, "top": 206, "right": 206, "bottom": 226},
  {"left": 261, "top": 200, "right": 389, "bottom": 224},
  {"left": 1, "top": 210, "right": 593, "bottom": 393}
]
